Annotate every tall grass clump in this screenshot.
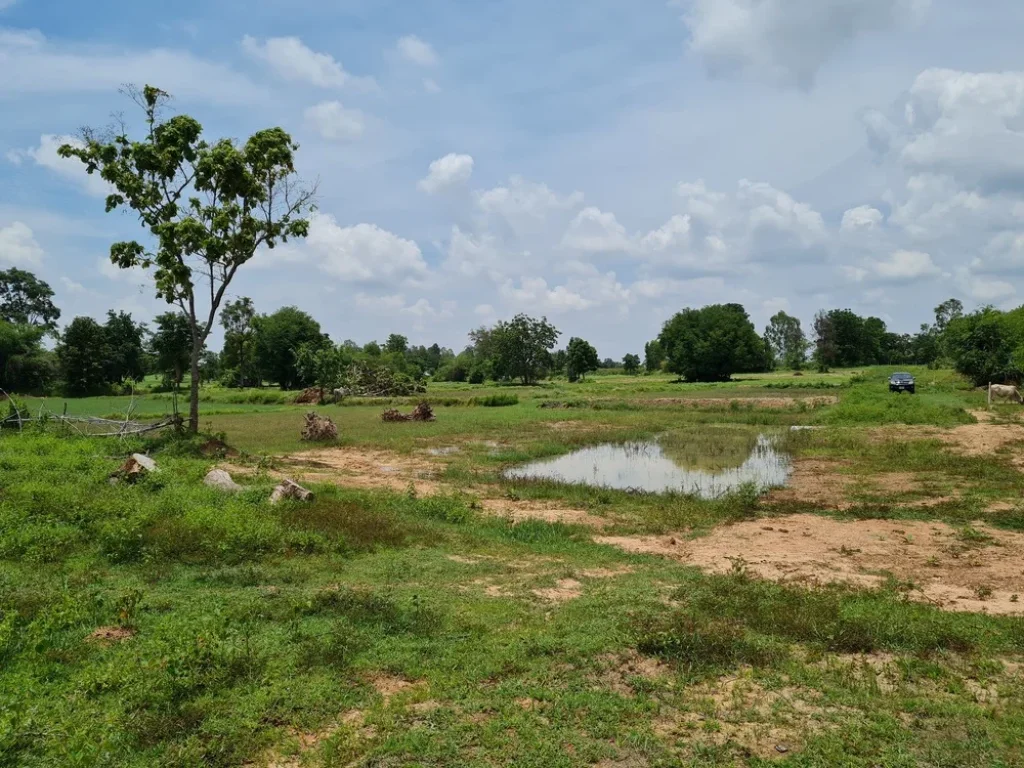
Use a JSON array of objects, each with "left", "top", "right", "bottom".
[{"left": 469, "top": 394, "right": 519, "bottom": 407}]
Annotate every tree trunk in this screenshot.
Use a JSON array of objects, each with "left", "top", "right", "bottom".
[{"left": 188, "top": 340, "right": 201, "bottom": 434}]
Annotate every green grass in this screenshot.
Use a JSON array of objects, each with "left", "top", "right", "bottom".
[{"left": 4, "top": 367, "right": 1024, "bottom": 766}]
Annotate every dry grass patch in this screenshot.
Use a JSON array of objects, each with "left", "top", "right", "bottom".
[{"left": 655, "top": 673, "right": 847, "bottom": 761}]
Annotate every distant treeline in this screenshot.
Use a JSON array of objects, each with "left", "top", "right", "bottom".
[{"left": 0, "top": 267, "right": 1017, "bottom": 395}]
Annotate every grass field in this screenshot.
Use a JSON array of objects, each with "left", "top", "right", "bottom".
[{"left": 3, "top": 367, "right": 1024, "bottom": 767}]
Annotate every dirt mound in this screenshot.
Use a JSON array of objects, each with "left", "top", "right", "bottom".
[{"left": 597, "top": 514, "right": 1024, "bottom": 615}]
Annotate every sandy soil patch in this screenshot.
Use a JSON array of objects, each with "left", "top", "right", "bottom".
[
  {"left": 597, "top": 514, "right": 1024, "bottom": 615},
  {"left": 369, "top": 674, "right": 421, "bottom": 701},
  {"left": 594, "top": 650, "right": 672, "bottom": 697},
  {"left": 768, "top": 461, "right": 953, "bottom": 510},
  {"left": 232, "top": 448, "right": 611, "bottom": 527},
  {"left": 533, "top": 578, "right": 584, "bottom": 602},
  {"left": 655, "top": 675, "right": 845, "bottom": 760},
  {"left": 279, "top": 447, "right": 443, "bottom": 495},
  {"left": 86, "top": 626, "right": 135, "bottom": 644},
  {"left": 870, "top": 421, "right": 1024, "bottom": 460},
  {"left": 478, "top": 498, "right": 611, "bottom": 528},
  {"left": 943, "top": 423, "right": 1024, "bottom": 458}
]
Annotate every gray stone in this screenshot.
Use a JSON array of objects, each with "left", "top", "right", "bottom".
[{"left": 204, "top": 468, "right": 243, "bottom": 493}]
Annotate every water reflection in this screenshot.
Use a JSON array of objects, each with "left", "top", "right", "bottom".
[{"left": 504, "top": 435, "right": 790, "bottom": 498}]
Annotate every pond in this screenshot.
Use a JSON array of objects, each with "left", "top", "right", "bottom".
[{"left": 503, "top": 432, "right": 790, "bottom": 498}]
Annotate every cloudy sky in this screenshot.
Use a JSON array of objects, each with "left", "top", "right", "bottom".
[{"left": 2, "top": 0, "right": 1023, "bottom": 356}]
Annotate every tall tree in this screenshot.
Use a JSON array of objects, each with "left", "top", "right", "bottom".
[
  {"left": 566, "top": 337, "right": 600, "bottom": 382},
  {"left": 489, "top": 314, "right": 560, "bottom": 385},
  {"left": 934, "top": 298, "right": 964, "bottom": 335},
  {"left": 764, "top": 311, "right": 808, "bottom": 370},
  {"left": 622, "top": 353, "right": 641, "bottom": 375},
  {"left": 384, "top": 334, "right": 409, "bottom": 355},
  {"left": 57, "top": 317, "right": 110, "bottom": 395},
  {"left": 252, "top": 306, "right": 325, "bottom": 390},
  {"left": 813, "top": 310, "right": 837, "bottom": 371},
  {"left": 644, "top": 339, "right": 665, "bottom": 373},
  {"left": 60, "top": 85, "right": 314, "bottom": 432},
  {"left": 658, "top": 304, "right": 763, "bottom": 382},
  {"left": 220, "top": 297, "right": 259, "bottom": 387},
  {"left": 103, "top": 311, "right": 147, "bottom": 384},
  {"left": 0, "top": 268, "right": 60, "bottom": 331},
  {"left": 0, "top": 320, "right": 55, "bottom": 393},
  {"left": 150, "top": 312, "right": 193, "bottom": 389}
]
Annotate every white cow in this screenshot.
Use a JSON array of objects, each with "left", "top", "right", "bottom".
[{"left": 990, "top": 384, "right": 1024, "bottom": 404}]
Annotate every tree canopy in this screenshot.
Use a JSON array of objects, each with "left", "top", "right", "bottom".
[
  {"left": 253, "top": 306, "right": 325, "bottom": 390},
  {"left": 488, "top": 314, "right": 560, "bottom": 385},
  {"left": 657, "top": 304, "right": 763, "bottom": 382},
  {"left": 59, "top": 84, "right": 314, "bottom": 431},
  {"left": 150, "top": 313, "right": 193, "bottom": 389},
  {"left": 566, "top": 337, "right": 599, "bottom": 382},
  {"left": 764, "top": 311, "right": 808, "bottom": 370},
  {"left": 0, "top": 268, "right": 60, "bottom": 331},
  {"left": 220, "top": 297, "right": 259, "bottom": 387},
  {"left": 945, "top": 306, "right": 1024, "bottom": 386},
  {"left": 622, "top": 353, "right": 641, "bottom": 374},
  {"left": 57, "top": 317, "right": 110, "bottom": 396}
]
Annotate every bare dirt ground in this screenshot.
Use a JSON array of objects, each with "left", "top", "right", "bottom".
[
  {"left": 768, "top": 461, "right": 956, "bottom": 510},
  {"left": 597, "top": 514, "right": 1024, "bottom": 615},
  {"left": 869, "top": 418, "right": 1024, "bottom": 461},
  {"left": 228, "top": 446, "right": 614, "bottom": 528}
]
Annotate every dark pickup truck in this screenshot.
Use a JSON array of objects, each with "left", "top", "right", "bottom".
[{"left": 889, "top": 372, "right": 916, "bottom": 394}]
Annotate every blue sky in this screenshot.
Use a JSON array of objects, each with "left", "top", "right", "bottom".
[{"left": 2, "top": 0, "right": 1024, "bottom": 356}]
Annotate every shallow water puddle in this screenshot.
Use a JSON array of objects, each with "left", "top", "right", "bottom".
[{"left": 504, "top": 435, "right": 790, "bottom": 497}]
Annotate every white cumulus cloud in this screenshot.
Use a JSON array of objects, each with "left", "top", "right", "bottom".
[
  {"left": 419, "top": 153, "right": 474, "bottom": 194},
  {"left": 397, "top": 35, "right": 439, "bottom": 67},
  {"left": 0, "top": 222, "right": 44, "bottom": 266},
  {"left": 304, "top": 101, "right": 365, "bottom": 141},
  {"left": 306, "top": 215, "right": 427, "bottom": 283},
  {"left": 0, "top": 29, "right": 263, "bottom": 104},
  {"left": 841, "top": 206, "right": 884, "bottom": 232},
  {"left": 562, "top": 207, "right": 632, "bottom": 253},
  {"left": 241, "top": 35, "right": 375, "bottom": 90},
  {"left": 682, "top": 0, "right": 930, "bottom": 88},
  {"left": 9, "top": 134, "right": 111, "bottom": 197}
]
